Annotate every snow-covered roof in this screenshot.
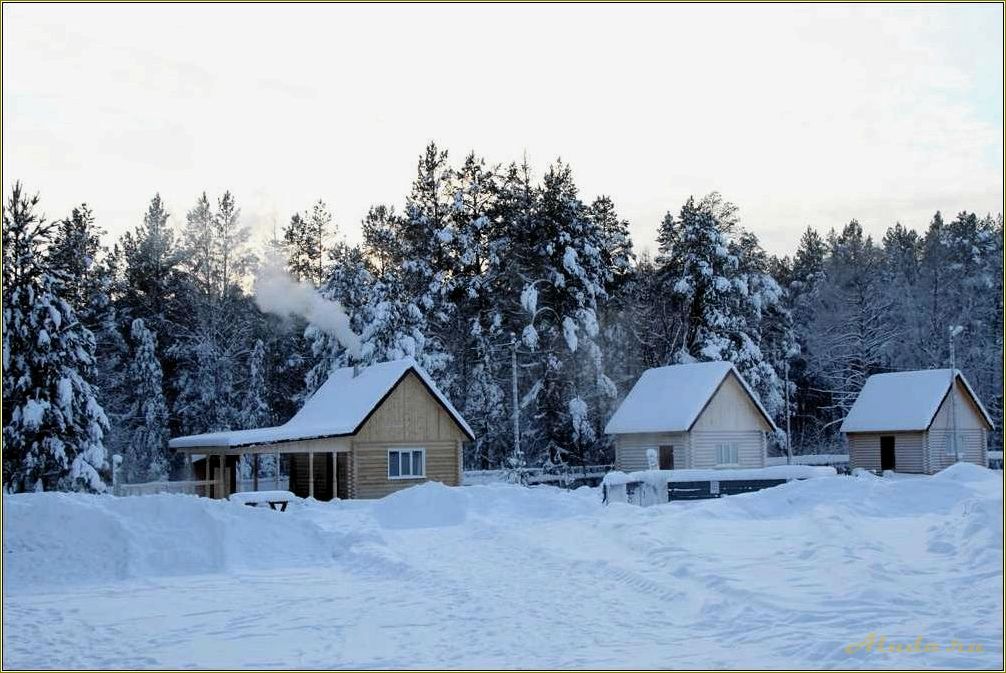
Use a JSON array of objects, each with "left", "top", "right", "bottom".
[
  {"left": 840, "top": 369, "right": 993, "bottom": 433},
  {"left": 604, "top": 361, "right": 777, "bottom": 435},
  {"left": 169, "top": 358, "right": 474, "bottom": 450}
]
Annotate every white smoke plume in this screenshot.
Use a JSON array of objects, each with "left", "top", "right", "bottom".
[{"left": 253, "top": 255, "right": 362, "bottom": 359}]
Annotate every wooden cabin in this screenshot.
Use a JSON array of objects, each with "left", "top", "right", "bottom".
[
  {"left": 604, "top": 361, "right": 778, "bottom": 472},
  {"left": 168, "top": 358, "right": 475, "bottom": 500},
  {"left": 841, "top": 369, "right": 993, "bottom": 474}
]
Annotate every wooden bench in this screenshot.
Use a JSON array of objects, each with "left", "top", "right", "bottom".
[{"left": 228, "top": 490, "right": 295, "bottom": 511}]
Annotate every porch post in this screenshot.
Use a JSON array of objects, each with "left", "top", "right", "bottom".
[
  {"left": 275, "top": 452, "right": 281, "bottom": 490},
  {"left": 253, "top": 453, "right": 260, "bottom": 492},
  {"left": 210, "top": 454, "right": 217, "bottom": 499},
  {"left": 308, "top": 451, "right": 315, "bottom": 499},
  {"left": 333, "top": 451, "right": 339, "bottom": 500}
]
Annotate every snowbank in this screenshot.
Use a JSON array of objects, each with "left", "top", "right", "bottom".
[
  {"left": 373, "top": 481, "right": 599, "bottom": 529},
  {"left": 931, "top": 461, "right": 1001, "bottom": 483},
  {"left": 2, "top": 492, "right": 343, "bottom": 591},
  {"left": 372, "top": 481, "right": 469, "bottom": 529}
]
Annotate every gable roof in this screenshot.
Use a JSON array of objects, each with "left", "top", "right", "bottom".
[
  {"left": 169, "top": 357, "right": 474, "bottom": 449},
  {"left": 840, "top": 369, "right": 994, "bottom": 433},
  {"left": 603, "top": 361, "right": 778, "bottom": 435}
]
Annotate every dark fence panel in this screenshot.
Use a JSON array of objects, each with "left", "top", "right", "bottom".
[
  {"left": 667, "top": 481, "right": 714, "bottom": 500},
  {"left": 717, "top": 478, "right": 788, "bottom": 496}
]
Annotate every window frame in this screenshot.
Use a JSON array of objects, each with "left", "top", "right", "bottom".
[
  {"left": 944, "top": 431, "right": 968, "bottom": 456},
  {"left": 388, "top": 447, "right": 426, "bottom": 480},
  {"left": 715, "top": 443, "right": 740, "bottom": 467}
]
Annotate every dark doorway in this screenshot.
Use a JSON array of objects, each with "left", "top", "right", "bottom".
[
  {"left": 289, "top": 453, "right": 335, "bottom": 501},
  {"left": 336, "top": 453, "right": 350, "bottom": 499},
  {"left": 880, "top": 436, "right": 896, "bottom": 471},
  {"left": 659, "top": 445, "right": 674, "bottom": 470}
]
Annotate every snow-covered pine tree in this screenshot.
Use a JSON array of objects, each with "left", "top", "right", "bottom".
[
  {"left": 214, "top": 190, "right": 253, "bottom": 300},
  {"left": 879, "top": 222, "right": 922, "bottom": 372},
  {"left": 516, "top": 161, "right": 617, "bottom": 467},
  {"left": 807, "top": 220, "right": 897, "bottom": 424},
  {"left": 444, "top": 153, "right": 509, "bottom": 469},
  {"left": 354, "top": 144, "right": 455, "bottom": 385},
  {"left": 305, "top": 200, "right": 332, "bottom": 286},
  {"left": 283, "top": 212, "right": 311, "bottom": 281},
  {"left": 48, "top": 204, "right": 104, "bottom": 314},
  {"left": 236, "top": 338, "right": 277, "bottom": 479},
  {"left": 589, "top": 195, "right": 637, "bottom": 442},
  {"left": 731, "top": 230, "right": 793, "bottom": 431},
  {"left": 777, "top": 226, "right": 829, "bottom": 452},
  {"left": 2, "top": 183, "right": 108, "bottom": 492},
  {"left": 118, "top": 194, "right": 184, "bottom": 333},
  {"left": 937, "top": 212, "right": 1004, "bottom": 450},
  {"left": 48, "top": 202, "right": 130, "bottom": 462},
  {"left": 181, "top": 192, "right": 217, "bottom": 299},
  {"left": 122, "top": 319, "right": 169, "bottom": 483},
  {"left": 238, "top": 338, "right": 271, "bottom": 429},
  {"left": 172, "top": 191, "right": 253, "bottom": 436},
  {"left": 282, "top": 200, "right": 331, "bottom": 286},
  {"left": 302, "top": 241, "right": 375, "bottom": 399},
  {"left": 361, "top": 205, "right": 402, "bottom": 278},
  {"left": 656, "top": 193, "right": 789, "bottom": 419}
]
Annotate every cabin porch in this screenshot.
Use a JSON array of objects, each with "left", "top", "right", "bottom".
[{"left": 176, "top": 441, "right": 351, "bottom": 501}]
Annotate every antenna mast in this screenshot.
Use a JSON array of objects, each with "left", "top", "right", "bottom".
[{"left": 949, "top": 326, "right": 962, "bottom": 463}]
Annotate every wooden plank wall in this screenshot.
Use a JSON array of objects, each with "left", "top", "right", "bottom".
[
  {"left": 354, "top": 372, "right": 466, "bottom": 444},
  {"left": 691, "top": 372, "right": 773, "bottom": 432},
  {"left": 352, "top": 441, "right": 460, "bottom": 499},
  {"left": 927, "top": 429, "right": 987, "bottom": 473},
  {"left": 847, "top": 432, "right": 925, "bottom": 473},
  {"left": 349, "top": 372, "right": 467, "bottom": 498},
  {"left": 689, "top": 431, "right": 766, "bottom": 469},
  {"left": 614, "top": 433, "right": 689, "bottom": 471}
]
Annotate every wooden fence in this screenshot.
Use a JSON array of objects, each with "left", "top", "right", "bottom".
[
  {"left": 113, "top": 476, "right": 290, "bottom": 498},
  {"left": 464, "top": 465, "right": 613, "bottom": 488},
  {"left": 114, "top": 479, "right": 217, "bottom": 497},
  {"left": 768, "top": 452, "right": 1004, "bottom": 470}
]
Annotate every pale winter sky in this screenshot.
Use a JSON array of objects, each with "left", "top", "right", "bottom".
[{"left": 2, "top": 3, "right": 1003, "bottom": 257}]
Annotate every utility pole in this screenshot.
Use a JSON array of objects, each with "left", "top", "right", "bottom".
[
  {"left": 784, "top": 360, "right": 793, "bottom": 465},
  {"left": 510, "top": 334, "right": 522, "bottom": 471},
  {"left": 949, "top": 326, "right": 963, "bottom": 463}
]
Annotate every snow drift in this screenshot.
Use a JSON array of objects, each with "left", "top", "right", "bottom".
[
  {"left": 2, "top": 493, "right": 345, "bottom": 590},
  {"left": 372, "top": 481, "right": 469, "bottom": 529}
]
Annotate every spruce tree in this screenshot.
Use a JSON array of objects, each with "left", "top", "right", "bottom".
[
  {"left": 655, "top": 193, "right": 789, "bottom": 418},
  {"left": 2, "top": 183, "right": 108, "bottom": 492},
  {"left": 122, "top": 319, "right": 169, "bottom": 483},
  {"left": 283, "top": 212, "right": 312, "bottom": 281}
]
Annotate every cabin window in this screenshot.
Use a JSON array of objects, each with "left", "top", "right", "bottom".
[
  {"left": 716, "top": 443, "right": 739, "bottom": 466},
  {"left": 388, "top": 448, "right": 425, "bottom": 479},
  {"left": 944, "top": 432, "right": 968, "bottom": 456}
]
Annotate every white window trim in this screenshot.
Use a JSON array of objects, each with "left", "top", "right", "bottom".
[
  {"left": 388, "top": 447, "right": 426, "bottom": 480},
  {"left": 715, "top": 443, "right": 740, "bottom": 468}
]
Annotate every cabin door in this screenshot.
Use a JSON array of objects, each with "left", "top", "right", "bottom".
[
  {"left": 880, "top": 436, "right": 896, "bottom": 471},
  {"left": 659, "top": 445, "right": 674, "bottom": 470}
]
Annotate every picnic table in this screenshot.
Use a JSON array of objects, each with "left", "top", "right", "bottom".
[{"left": 228, "top": 490, "right": 295, "bottom": 511}]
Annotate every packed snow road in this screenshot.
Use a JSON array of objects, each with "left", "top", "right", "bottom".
[{"left": 3, "top": 464, "right": 1003, "bottom": 669}]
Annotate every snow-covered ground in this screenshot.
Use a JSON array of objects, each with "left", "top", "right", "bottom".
[{"left": 3, "top": 464, "right": 1003, "bottom": 669}]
